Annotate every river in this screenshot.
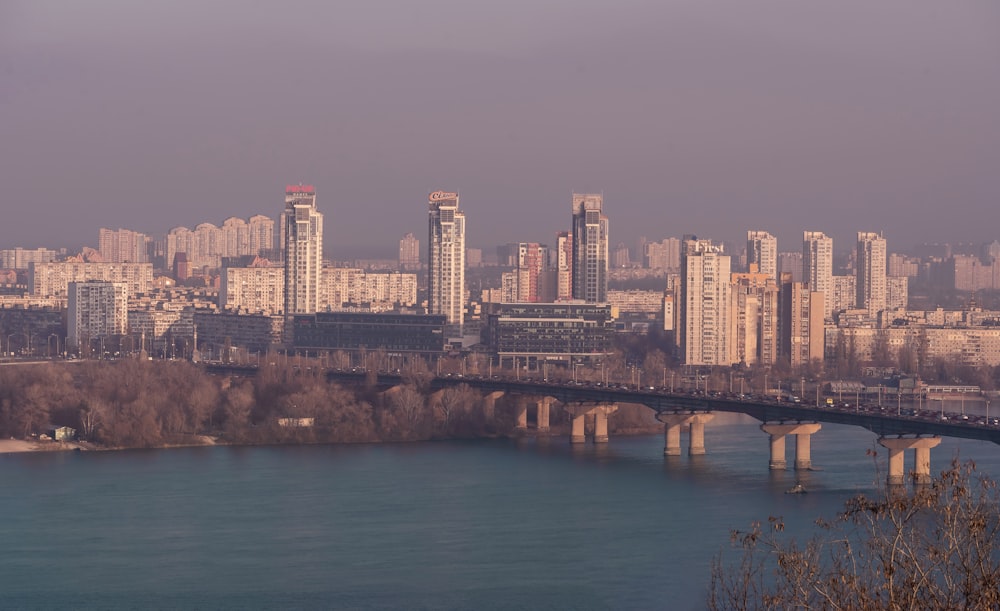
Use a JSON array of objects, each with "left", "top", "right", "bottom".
[{"left": 3, "top": 418, "right": 1000, "bottom": 610}]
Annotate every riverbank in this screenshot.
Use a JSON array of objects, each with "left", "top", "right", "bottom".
[{"left": 0, "top": 439, "right": 92, "bottom": 454}]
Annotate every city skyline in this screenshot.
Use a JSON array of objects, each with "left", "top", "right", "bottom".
[
  {"left": 5, "top": 189, "right": 1000, "bottom": 265},
  {"left": 2, "top": 1, "right": 998, "bottom": 255}
]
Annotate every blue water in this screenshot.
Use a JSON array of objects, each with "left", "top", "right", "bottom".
[{"left": 3, "top": 419, "right": 999, "bottom": 610}]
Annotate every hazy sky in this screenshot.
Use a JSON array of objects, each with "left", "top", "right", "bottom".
[{"left": 2, "top": 0, "right": 998, "bottom": 257}]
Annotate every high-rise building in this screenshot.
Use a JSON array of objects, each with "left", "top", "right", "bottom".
[
  {"left": 221, "top": 217, "right": 251, "bottom": 258},
  {"left": 0, "top": 247, "right": 59, "bottom": 270},
  {"left": 248, "top": 215, "right": 275, "bottom": 258},
  {"left": 681, "top": 238, "right": 731, "bottom": 366},
  {"left": 779, "top": 273, "right": 825, "bottom": 367},
  {"left": 399, "top": 232, "right": 420, "bottom": 269},
  {"left": 67, "top": 280, "right": 128, "bottom": 348},
  {"left": 283, "top": 185, "right": 323, "bottom": 317},
  {"left": 730, "top": 268, "right": 779, "bottom": 366},
  {"left": 98, "top": 228, "right": 149, "bottom": 264},
  {"left": 830, "top": 275, "right": 856, "bottom": 313},
  {"left": 571, "top": 193, "right": 608, "bottom": 303},
  {"left": 746, "top": 231, "right": 777, "bottom": 279},
  {"left": 643, "top": 238, "right": 682, "bottom": 271},
  {"left": 220, "top": 265, "right": 285, "bottom": 314},
  {"left": 613, "top": 242, "right": 631, "bottom": 268},
  {"left": 555, "top": 232, "right": 573, "bottom": 301},
  {"left": 886, "top": 276, "right": 909, "bottom": 310},
  {"left": 803, "top": 231, "right": 834, "bottom": 319},
  {"left": 516, "top": 243, "right": 549, "bottom": 303},
  {"left": 857, "top": 231, "right": 887, "bottom": 316},
  {"left": 427, "top": 190, "right": 466, "bottom": 331}
]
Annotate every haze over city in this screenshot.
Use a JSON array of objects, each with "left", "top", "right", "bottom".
[{"left": 3, "top": 0, "right": 999, "bottom": 256}]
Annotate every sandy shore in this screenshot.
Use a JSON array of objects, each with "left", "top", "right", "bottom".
[{"left": 0, "top": 439, "right": 88, "bottom": 454}]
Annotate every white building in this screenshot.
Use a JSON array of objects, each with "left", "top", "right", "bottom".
[
  {"left": 427, "top": 190, "right": 466, "bottom": 332},
  {"left": 681, "top": 239, "right": 731, "bottom": 366},
  {"left": 67, "top": 281, "right": 128, "bottom": 348},
  {"left": 803, "top": 230, "right": 834, "bottom": 319},
  {"left": 283, "top": 184, "right": 323, "bottom": 315},
  {"left": 219, "top": 266, "right": 285, "bottom": 314},
  {"left": 30, "top": 261, "right": 153, "bottom": 299},
  {"left": 857, "top": 231, "right": 888, "bottom": 316},
  {"left": 746, "top": 230, "right": 777, "bottom": 279},
  {"left": 98, "top": 228, "right": 149, "bottom": 263}
]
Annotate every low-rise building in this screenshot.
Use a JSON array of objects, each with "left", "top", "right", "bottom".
[{"left": 482, "top": 302, "right": 615, "bottom": 367}]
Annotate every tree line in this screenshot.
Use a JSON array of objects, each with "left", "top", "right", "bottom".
[{"left": 0, "top": 359, "right": 657, "bottom": 449}]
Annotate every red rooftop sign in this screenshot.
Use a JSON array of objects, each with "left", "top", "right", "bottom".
[{"left": 286, "top": 185, "right": 315, "bottom": 193}]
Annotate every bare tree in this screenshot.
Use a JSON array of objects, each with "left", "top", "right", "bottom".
[
  {"left": 401, "top": 357, "right": 434, "bottom": 393},
  {"left": 709, "top": 459, "right": 1000, "bottom": 610}
]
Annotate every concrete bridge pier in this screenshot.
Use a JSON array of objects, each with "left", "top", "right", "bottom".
[
  {"left": 535, "top": 398, "right": 553, "bottom": 433},
  {"left": 570, "top": 411, "right": 586, "bottom": 444},
  {"left": 657, "top": 413, "right": 715, "bottom": 456},
  {"left": 515, "top": 397, "right": 529, "bottom": 431},
  {"left": 565, "top": 403, "right": 618, "bottom": 443},
  {"left": 878, "top": 437, "right": 942, "bottom": 485},
  {"left": 760, "top": 423, "right": 822, "bottom": 470},
  {"left": 481, "top": 391, "right": 504, "bottom": 422},
  {"left": 593, "top": 404, "right": 617, "bottom": 443}
]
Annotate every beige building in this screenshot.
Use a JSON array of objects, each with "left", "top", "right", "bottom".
[
  {"left": 857, "top": 231, "right": 887, "bottom": 316},
  {"left": 323, "top": 268, "right": 417, "bottom": 312},
  {"left": 555, "top": 231, "right": 573, "bottom": 301},
  {"left": 30, "top": 261, "right": 153, "bottom": 299},
  {"left": 643, "top": 237, "right": 682, "bottom": 271},
  {"left": 399, "top": 232, "right": 420, "bottom": 269},
  {"left": 803, "top": 231, "right": 833, "bottom": 319},
  {"left": 746, "top": 230, "right": 777, "bottom": 279},
  {"left": 128, "top": 309, "right": 195, "bottom": 354},
  {"left": 427, "top": 190, "right": 466, "bottom": 331},
  {"left": 0, "top": 247, "right": 59, "bottom": 270},
  {"left": 830, "top": 275, "right": 856, "bottom": 314},
  {"left": 219, "top": 266, "right": 285, "bottom": 314},
  {"left": 284, "top": 185, "right": 323, "bottom": 316},
  {"left": 886, "top": 276, "right": 909, "bottom": 311},
  {"left": 681, "top": 239, "right": 731, "bottom": 366},
  {"left": 730, "top": 267, "right": 779, "bottom": 366},
  {"left": 249, "top": 214, "right": 275, "bottom": 257},
  {"left": 607, "top": 290, "right": 664, "bottom": 314},
  {"left": 68, "top": 281, "right": 128, "bottom": 348},
  {"left": 98, "top": 228, "right": 150, "bottom": 264},
  {"left": 779, "top": 274, "right": 825, "bottom": 367}
]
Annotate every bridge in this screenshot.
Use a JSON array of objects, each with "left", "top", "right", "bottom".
[{"left": 208, "top": 363, "right": 1000, "bottom": 486}]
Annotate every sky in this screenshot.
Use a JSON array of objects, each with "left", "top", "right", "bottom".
[{"left": 2, "top": 0, "right": 999, "bottom": 258}]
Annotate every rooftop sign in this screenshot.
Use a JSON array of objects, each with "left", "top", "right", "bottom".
[
  {"left": 429, "top": 191, "right": 458, "bottom": 202},
  {"left": 286, "top": 185, "right": 315, "bottom": 194}
]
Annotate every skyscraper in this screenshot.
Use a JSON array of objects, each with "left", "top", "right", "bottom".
[
  {"left": 857, "top": 231, "right": 887, "bottom": 316},
  {"left": 283, "top": 184, "right": 323, "bottom": 316},
  {"left": 427, "top": 190, "right": 465, "bottom": 332},
  {"left": 571, "top": 193, "right": 608, "bottom": 303},
  {"left": 803, "top": 231, "right": 834, "bottom": 319},
  {"left": 681, "top": 238, "right": 731, "bottom": 366},
  {"left": 746, "top": 230, "right": 777, "bottom": 279}
]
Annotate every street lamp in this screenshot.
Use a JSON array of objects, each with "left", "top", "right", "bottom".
[{"left": 48, "top": 334, "right": 60, "bottom": 359}]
